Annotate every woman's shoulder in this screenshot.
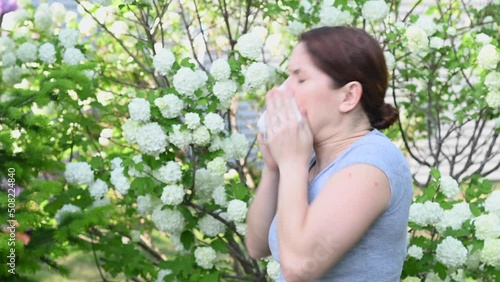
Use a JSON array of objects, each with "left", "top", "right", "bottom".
[{"left": 346, "top": 130, "right": 406, "bottom": 161}]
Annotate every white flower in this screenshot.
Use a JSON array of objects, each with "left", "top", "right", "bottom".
[
  {"left": 194, "top": 247, "right": 217, "bottom": 269},
  {"left": 405, "top": 26, "right": 429, "bottom": 53},
  {"left": 184, "top": 112, "right": 201, "bottom": 130},
  {"left": 266, "top": 259, "right": 281, "bottom": 281},
  {"left": 235, "top": 33, "right": 264, "bottom": 60},
  {"left": 485, "top": 190, "right": 500, "bottom": 217},
  {"left": 481, "top": 239, "right": 500, "bottom": 267},
  {"left": 425, "top": 272, "right": 445, "bottom": 282},
  {"left": 243, "top": 62, "right": 270, "bottom": 92},
  {"left": 288, "top": 21, "right": 306, "bottom": 36},
  {"left": 128, "top": 155, "right": 151, "bottom": 177},
  {"left": 154, "top": 94, "right": 184, "bottom": 119},
  {"left": 415, "top": 16, "right": 437, "bottom": 36},
  {"left": 169, "top": 124, "right": 192, "bottom": 148},
  {"left": 402, "top": 277, "right": 421, "bottom": 282},
  {"left": 136, "top": 122, "right": 168, "bottom": 156},
  {"left": 137, "top": 194, "right": 158, "bottom": 216},
  {"left": 446, "top": 26, "right": 456, "bottom": 36},
  {"left": 156, "top": 269, "right": 172, "bottom": 282},
  {"left": 16, "top": 42, "right": 37, "bottom": 63},
  {"left": 485, "top": 72, "right": 500, "bottom": 91},
  {"left": 100, "top": 128, "right": 113, "bottom": 139},
  {"left": 209, "top": 136, "right": 224, "bottom": 152},
  {"left": 429, "top": 37, "right": 444, "bottom": 49},
  {"left": 409, "top": 201, "right": 444, "bottom": 225},
  {"left": 439, "top": 175, "right": 460, "bottom": 199},
  {"left": 198, "top": 214, "right": 226, "bottom": 237},
  {"left": 79, "top": 15, "right": 97, "bottom": 37},
  {"left": 34, "top": 4, "right": 52, "bottom": 32},
  {"left": 223, "top": 132, "right": 249, "bottom": 159},
  {"left": 54, "top": 204, "right": 81, "bottom": 225},
  {"left": 361, "top": 1, "right": 389, "bottom": 22},
  {"left": 192, "top": 126, "right": 211, "bottom": 146},
  {"left": 195, "top": 70, "right": 208, "bottom": 88},
  {"left": 0, "top": 37, "right": 15, "bottom": 56},
  {"left": 63, "top": 47, "right": 85, "bottom": 65},
  {"left": 227, "top": 199, "right": 247, "bottom": 222},
  {"left": 173, "top": 67, "right": 203, "bottom": 97},
  {"left": 89, "top": 179, "right": 108, "bottom": 199},
  {"left": 213, "top": 79, "right": 237, "bottom": 101},
  {"left": 207, "top": 157, "right": 227, "bottom": 176},
  {"left": 160, "top": 184, "right": 185, "bottom": 206},
  {"left": 169, "top": 232, "right": 187, "bottom": 253},
  {"left": 300, "top": 0, "right": 313, "bottom": 12},
  {"left": 110, "top": 166, "right": 130, "bottom": 195},
  {"left": 50, "top": 2, "right": 66, "bottom": 26},
  {"left": 154, "top": 161, "right": 182, "bottom": 184},
  {"left": 153, "top": 48, "right": 175, "bottom": 76},
  {"left": 212, "top": 185, "right": 227, "bottom": 207},
  {"left": 152, "top": 206, "right": 185, "bottom": 233},
  {"left": 58, "top": 29, "right": 79, "bottom": 49},
  {"left": 436, "top": 202, "right": 472, "bottom": 233},
  {"left": 210, "top": 59, "right": 231, "bottom": 81},
  {"left": 466, "top": 247, "right": 482, "bottom": 270},
  {"left": 39, "top": 43, "right": 56, "bottom": 64},
  {"left": 65, "top": 162, "right": 94, "bottom": 185},
  {"left": 110, "top": 157, "right": 123, "bottom": 170},
  {"left": 477, "top": 44, "right": 500, "bottom": 70},
  {"left": 2, "top": 66, "right": 22, "bottom": 86},
  {"left": 236, "top": 223, "right": 247, "bottom": 235},
  {"left": 383, "top": 52, "right": 395, "bottom": 71},
  {"left": 92, "top": 196, "right": 111, "bottom": 207},
  {"left": 476, "top": 33, "right": 492, "bottom": 45},
  {"left": 474, "top": 213, "right": 500, "bottom": 240},
  {"left": 2, "top": 52, "right": 16, "bottom": 67},
  {"left": 128, "top": 98, "right": 151, "bottom": 122},
  {"left": 122, "top": 119, "right": 141, "bottom": 144},
  {"left": 319, "top": 5, "right": 353, "bottom": 27},
  {"left": 407, "top": 245, "right": 424, "bottom": 259},
  {"left": 195, "top": 168, "right": 225, "bottom": 199},
  {"left": 203, "top": 113, "right": 225, "bottom": 134},
  {"left": 486, "top": 89, "right": 500, "bottom": 108},
  {"left": 436, "top": 237, "right": 468, "bottom": 268}
]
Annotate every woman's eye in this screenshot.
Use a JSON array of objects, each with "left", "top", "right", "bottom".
[{"left": 298, "top": 79, "right": 305, "bottom": 84}]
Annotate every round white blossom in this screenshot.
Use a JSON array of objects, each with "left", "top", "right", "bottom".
[
  {"left": 122, "top": 119, "right": 141, "bottom": 144},
  {"left": 436, "top": 202, "right": 472, "bottom": 233},
  {"left": 192, "top": 126, "right": 211, "bottom": 146},
  {"left": 243, "top": 62, "right": 270, "bottom": 92},
  {"left": 213, "top": 79, "right": 237, "bottom": 101},
  {"left": 207, "top": 157, "right": 227, "bottom": 176},
  {"left": 2, "top": 66, "right": 22, "bottom": 86},
  {"left": 0, "top": 37, "right": 15, "bottom": 56},
  {"left": 89, "top": 179, "right": 108, "bottom": 199},
  {"left": 429, "top": 37, "right": 444, "bottom": 49},
  {"left": 2, "top": 52, "right": 16, "bottom": 67},
  {"left": 439, "top": 175, "right": 460, "bottom": 199},
  {"left": 319, "top": 5, "right": 353, "bottom": 27},
  {"left": 194, "top": 247, "right": 217, "bottom": 269},
  {"left": 486, "top": 89, "right": 500, "bottom": 108},
  {"left": 34, "top": 4, "right": 52, "bottom": 32},
  {"left": 485, "top": 72, "right": 500, "bottom": 91},
  {"left": 266, "top": 259, "right": 281, "bottom": 281},
  {"left": 16, "top": 42, "right": 37, "bottom": 63},
  {"left": 151, "top": 206, "right": 185, "bottom": 233},
  {"left": 384, "top": 51, "right": 395, "bottom": 71},
  {"left": 110, "top": 157, "right": 123, "bottom": 170},
  {"left": 156, "top": 269, "right": 172, "bottom": 282},
  {"left": 476, "top": 33, "right": 492, "bottom": 45},
  {"left": 58, "top": 29, "right": 79, "bottom": 49},
  {"left": 160, "top": 184, "right": 185, "bottom": 206},
  {"left": 288, "top": 21, "right": 306, "bottom": 36},
  {"left": 485, "top": 190, "right": 500, "bottom": 217},
  {"left": 235, "top": 33, "right": 264, "bottom": 60},
  {"left": 415, "top": 16, "right": 437, "bottom": 36},
  {"left": 227, "top": 199, "right": 248, "bottom": 222},
  {"left": 184, "top": 112, "right": 201, "bottom": 130},
  {"left": 198, "top": 214, "right": 226, "bottom": 237},
  {"left": 169, "top": 124, "right": 192, "bottom": 148},
  {"left": 361, "top": 0, "right": 389, "bottom": 22},
  {"left": 100, "top": 128, "right": 113, "bottom": 139},
  {"left": 136, "top": 122, "right": 168, "bottom": 156},
  {"left": 92, "top": 196, "right": 111, "bottom": 208},
  {"left": 409, "top": 201, "right": 444, "bottom": 225},
  {"left": 111, "top": 166, "right": 131, "bottom": 195},
  {"left": 481, "top": 239, "right": 500, "bottom": 267},
  {"left": 210, "top": 59, "right": 231, "bottom": 81},
  {"left": 473, "top": 213, "right": 500, "bottom": 240},
  {"left": 63, "top": 47, "right": 85, "bottom": 65},
  {"left": 39, "top": 43, "right": 56, "bottom": 64},
  {"left": 477, "top": 44, "right": 499, "bottom": 70},
  {"left": 154, "top": 94, "right": 184, "bottom": 119},
  {"left": 223, "top": 132, "right": 249, "bottom": 159},
  {"left": 203, "top": 113, "right": 225, "bottom": 134},
  {"left": 236, "top": 223, "right": 247, "bottom": 235},
  {"left": 50, "top": 2, "right": 66, "bottom": 26},
  {"left": 173, "top": 67, "right": 204, "bottom": 97},
  {"left": 55, "top": 204, "right": 81, "bottom": 225},
  {"left": 407, "top": 245, "right": 424, "bottom": 259},
  {"left": 128, "top": 155, "right": 151, "bottom": 178},
  {"left": 405, "top": 26, "right": 429, "bottom": 53},
  {"left": 436, "top": 237, "right": 468, "bottom": 268},
  {"left": 65, "top": 162, "right": 94, "bottom": 185},
  {"left": 154, "top": 161, "right": 182, "bottom": 184},
  {"left": 195, "top": 168, "right": 225, "bottom": 199},
  {"left": 195, "top": 70, "right": 208, "bottom": 87},
  {"left": 212, "top": 185, "right": 227, "bottom": 207},
  {"left": 209, "top": 136, "right": 224, "bottom": 152},
  {"left": 137, "top": 194, "right": 158, "bottom": 216},
  {"left": 128, "top": 98, "right": 151, "bottom": 122}
]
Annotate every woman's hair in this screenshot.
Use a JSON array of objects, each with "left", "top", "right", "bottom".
[{"left": 299, "top": 26, "right": 398, "bottom": 129}]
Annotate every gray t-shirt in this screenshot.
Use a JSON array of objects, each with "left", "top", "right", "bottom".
[{"left": 268, "top": 129, "right": 413, "bottom": 281}]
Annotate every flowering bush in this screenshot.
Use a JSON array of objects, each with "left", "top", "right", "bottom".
[{"left": 0, "top": 0, "right": 498, "bottom": 281}]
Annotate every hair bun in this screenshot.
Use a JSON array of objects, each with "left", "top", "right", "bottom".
[{"left": 372, "top": 103, "right": 399, "bottom": 129}]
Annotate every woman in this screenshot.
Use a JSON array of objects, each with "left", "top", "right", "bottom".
[{"left": 245, "top": 26, "right": 413, "bottom": 281}]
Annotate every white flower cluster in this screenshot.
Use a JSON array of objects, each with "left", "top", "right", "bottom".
[
  {"left": 2, "top": 66, "right": 22, "bottom": 85},
  {"left": 195, "top": 168, "right": 225, "bottom": 200},
  {"left": 17, "top": 42, "right": 37, "bottom": 63},
  {"left": 99, "top": 128, "right": 113, "bottom": 147},
  {"left": 153, "top": 48, "right": 175, "bottom": 76},
  {"left": 34, "top": 4, "right": 52, "bottom": 32},
  {"left": 0, "top": 37, "right": 15, "bottom": 56},
  {"left": 136, "top": 122, "right": 168, "bottom": 156},
  {"left": 473, "top": 213, "right": 500, "bottom": 240},
  {"left": 435, "top": 237, "right": 468, "bottom": 268},
  {"left": 429, "top": 37, "right": 444, "bottom": 49},
  {"left": 128, "top": 98, "right": 151, "bottom": 122},
  {"left": 227, "top": 199, "right": 248, "bottom": 222},
  {"left": 212, "top": 185, "right": 227, "bottom": 207},
  {"left": 63, "top": 47, "right": 85, "bottom": 65},
  {"left": 361, "top": 1, "right": 389, "bottom": 22},
  {"left": 266, "top": 259, "right": 281, "bottom": 281},
  {"left": 154, "top": 94, "right": 184, "bottom": 119},
  {"left": 213, "top": 79, "right": 237, "bottom": 104},
  {"left": 173, "top": 67, "right": 207, "bottom": 97},
  {"left": 2, "top": 52, "right": 15, "bottom": 67},
  {"left": 160, "top": 184, "right": 185, "bottom": 206},
  {"left": 485, "top": 190, "right": 500, "bottom": 217},
  {"left": 384, "top": 51, "right": 395, "bottom": 70},
  {"left": 192, "top": 126, "right": 211, "bottom": 146},
  {"left": 39, "top": 43, "right": 56, "bottom": 64},
  {"left": 198, "top": 214, "right": 227, "bottom": 237},
  {"left": 89, "top": 179, "right": 108, "bottom": 200},
  {"left": 92, "top": 197, "right": 111, "bottom": 208},
  {"left": 169, "top": 124, "right": 192, "bottom": 148},
  {"left": 405, "top": 26, "right": 429, "bottom": 54},
  {"left": 477, "top": 44, "right": 499, "bottom": 70},
  {"left": 415, "top": 16, "right": 437, "bottom": 36},
  {"left": 439, "top": 175, "right": 460, "bottom": 199},
  {"left": 204, "top": 113, "right": 225, "bottom": 134},
  {"left": 235, "top": 32, "right": 264, "bottom": 61},
  {"left": 153, "top": 161, "right": 182, "bottom": 184},
  {"left": 58, "top": 28, "right": 79, "bottom": 49},
  {"left": 210, "top": 59, "right": 231, "bottom": 81},
  {"left": 476, "top": 33, "right": 492, "bottom": 45},
  {"left": 409, "top": 201, "right": 443, "bottom": 225},
  {"left": 243, "top": 62, "right": 270, "bottom": 92},
  {"left": 207, "top": 157, "right": 227, "bottom": 176},
  {"left": 151, "top": 206, "right": 185, "bottom": 233},
  {"left": 122, "top": 119, "right": 141, "bottom": 144},
  {"left": 65, "top": 162, "right": 94, "bottom": 185},
  {"left": 194, "top": 246, "right": 217, "bottom": 269},
  {"left": 156, "top": 269, "right": 172, "bottom": 282},
  {"left": 288, "top": 21, "right": 306, "bottom": 37},
  {"left": 223, "top": 132, "right": 250, "bottom": 159},
  {"left": 436, "top": 202, "right": 472, "bottom": 233},
  {"left": 319, "top": 4, "right": 353, "bottom": 27},
  {"left": 481, "top": 239, "right": 500, "bottom": 267},
  {"left": 54, "top": 204, "right": 81, "bottom": 225},
  {"left": 407, "top": 245, "right": 424, "bottom": 259},
  {"left": 485, "top": 71, "right": 500, "bottom": 108},
  {"left": 486, "top": 89, "right": 500, "bottom": 108},
  {"left": 137, "top": 194, "right": 158, "bottom": 216},
  {"left": 184, "top": 112, "right": 201, "bottom": 129},
  {"left": 110, "top": 157, "right": 131, "bottom": 195}
]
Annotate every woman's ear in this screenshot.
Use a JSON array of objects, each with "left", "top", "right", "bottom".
[{"left": 338, "top": 81, "right": 363, "bottom": 113}]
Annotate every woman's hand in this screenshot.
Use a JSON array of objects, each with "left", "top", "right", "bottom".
[{"left": 265, "top": 88, "right": 313, "bottom": 170}]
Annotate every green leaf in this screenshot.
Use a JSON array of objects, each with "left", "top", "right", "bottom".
[
  {"left": 231, "top": 183, "right": 247, "bottom": 200},
  {"left": 90, "top": 156, "right": 104, "bottom": 170},
  {"left": 180, "top": 230, "right": 194, "bottom": 250},
  {"left": 210, "top": 238, "right": 228, "bottom": 253}
]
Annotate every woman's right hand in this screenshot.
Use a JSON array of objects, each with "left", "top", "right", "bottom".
[{"left": 257, "top": 132, "right": 279, "bottom": 172}]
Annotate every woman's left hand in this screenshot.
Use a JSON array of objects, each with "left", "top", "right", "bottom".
[{"left": 265, "top": 87, "right": 313, "bottom": 170}]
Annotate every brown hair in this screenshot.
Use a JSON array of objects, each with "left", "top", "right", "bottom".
[{"left": 299, "top": 26, "right": 398, "bottom": 129}]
